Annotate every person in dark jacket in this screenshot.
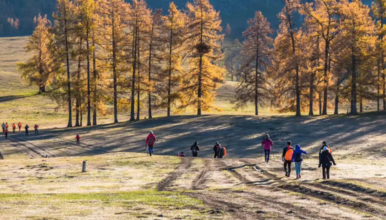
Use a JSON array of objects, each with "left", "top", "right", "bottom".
[
  {"left": 213, "top": 142, "right": 221, "bottom": 158},
  {"left": 25, "top": 125, "right": 29, "bottom": 136},
  {"left": 218, "top": 145, "right": 225, "bottom": 158},
  {"left": 292, "top": 145, "right": 307, "bottom": 179},
  {"left": 191, "top": 141, "right": 200, "bottom": 157},
  {"left": 319, "top": 146, "right": 337, "bottom": 180},
  {"left": 282, "top": 141, "right": 294, "bottom": 177}
]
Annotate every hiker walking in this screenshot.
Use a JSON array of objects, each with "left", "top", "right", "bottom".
[
  {"left": 12, "top": 123, "right": 16, "bottom": 133},
  {"left": 282, "top": 141, "right": 294, "bottom": 177},
  {"left": 18, "top": 122, "right": 22, "bottom": 132},
  {"left": 218, "top": 145, "right": 226, "bottom": 158},
  {"left": 34, "top": 124, "right": 39, "bottom": 135},
  {"left": 5, "top": 123, "right": 8, "bottom": 130},
  {"left": 293, "top": 145, "right": 307, "bottom": 179},
  {"left": 213, "top": 142, "right": 221, "bottom": 158},
  {"left": 190, "top": 141, "right": 200, "bottom": 157},
  {"left": 319, "top": 146, "right": 336, "bottom": 180},
  {"left": 146, "top": 131, "right": 157, "bottom": 156},
  {"left": 2, "top": 123, "right": 5, "bottom": 133},
  {"left": 4, "top": 128, "right": 8, "bottom": 139},
  {"left": 76, "top": 134, "right": 80, "bottom": 145},
  {"left": 25, "top": 124, "right": 29, "bottom": 136},
  {"left": 320, "top": 141, "right": 332, "bottom": 154},
  {"left": 262, "top": 134, "right": 273, "bottom": 163}
]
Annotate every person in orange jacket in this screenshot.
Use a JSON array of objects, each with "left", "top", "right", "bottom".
[
  {"left": 5, "top": 123, "right": 8, "bottom": 130},
  {"left": 76, "top": 134, "right": 80, "bottom": 145},
  {"left": 12, "top": 123, "right": 16, "bottom": 133},
  {"left": 18, "top": 122, "right": 22, "bottom": 132}
]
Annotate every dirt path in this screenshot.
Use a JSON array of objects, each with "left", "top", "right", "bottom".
[{"left": 157, "top": 157, "right": 193, "bottom": 191}]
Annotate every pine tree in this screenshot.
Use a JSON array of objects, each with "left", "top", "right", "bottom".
[
  {"left": 182, "top": 0, "right": 225, "bottom": 115},
  {"left": 235, "top": 11, "right": 273, "bottom": 116},
  {"left": 17, "top": 14, "right": 58, "bottom": 94}
]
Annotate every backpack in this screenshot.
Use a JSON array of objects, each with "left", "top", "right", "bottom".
[
  {"left": 223, "top": 147, "right": 227, "bottom": 157},
  {"left": 284, "top": 148, "right": 294, "bottom": 161},
  {"left": 295, "top": 151, "right": 302, "bottom": 162}
]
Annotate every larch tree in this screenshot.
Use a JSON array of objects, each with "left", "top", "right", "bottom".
[
  {"left": 51, "top": 0, "right": 76, "bottom": 127},
  {"left": 145, "top": 9, "right": 163, "bottom": 119},
  {"left": 128, "top": 0, "right": 150, "bottom": 121},
  {"left": 182, "top": 0, "right": 225, "bottom": 115},
  {"left": 274, "top": 0, "right": 302, "bottom": 116},
  {"left": 99, "top": 0, "right": 129, "bottom": 123},
  {"left": 77, "top": 0, "right": 96, "bottom": 126},
  {"left": 372, "top": 0, "right": 386, "bottom": 111},
  {"left": 302, "top": 0, "right": 339, "bottom": 115},
  {"left": 338, "top": 0, "right": 376, "bottom": 115},
  {"left": 162, "top": 2, "right": 185, "bottom": 117},
  {"left": 18, "top": 14, "right": 58, "bottom": 94},
  {"left": 235, "top": 11, "right": 273, "bottom": 116}
]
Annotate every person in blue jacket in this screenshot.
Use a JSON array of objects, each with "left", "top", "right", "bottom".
[{"left": 292, "top": 144, "right": 307, "bottom": 179}]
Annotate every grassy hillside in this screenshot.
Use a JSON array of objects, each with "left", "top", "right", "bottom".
[{"left": 1, "top": 114, "right": 386, "bottom": 219}]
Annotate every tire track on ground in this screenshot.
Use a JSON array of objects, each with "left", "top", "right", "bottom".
[
  {"left": 157, "top": 157, "right": 192, "bottom": 191},
  {"left": 190, "top": 160, "right": 331, "bottom": 220},
  {"left": 11, "top": 137, "right": 56, "bottom": 158},
  {"left": 192, "top": 159, "right": 213, "bottom": 190},
  {"left": 8, "top": 139, "right": 41, "bottom": 158},
  {"left": 237, "top": 160, "right": 382, "bottom": 219}
]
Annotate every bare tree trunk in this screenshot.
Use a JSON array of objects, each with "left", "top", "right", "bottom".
[
  {"left": 309, "top": 72, "right": 314, "bottom": 116},
  {"left": 137, "top": 36, "right": 141, "bottom": 121},
  {"left": 92, "top": 33, "right": 97, "bottom": 125},
  {"left": 148, "top": 24, "right": 154, "bottom": 119},
  {"left": 75, "top": 38, "right": 82, "bottom": 127},
  {"left": 112, "top": 9, "right": 118, "bottom": 123},
  {"left": 86, "top": 20, "right": 91, "bottom": 126},
  {"left": 64, "top": 4, "right": 72, "bottom": 128},
  {"left": 197, "top": 3, "right": 203, "bottom": 116},
  {"left": 319, "top": 91, "right": 322, "bottom": 115},
  {"left": 334, "top": 77, "right": 340, "bottom": 115},
  {"left": 130, "top": 25, "right": 138, "bottom": 121},
  {"left": 322, "top": 40, "right": 330, "bottom": 115},
  {"left": 351, "top": 47, "right": 357, "bottom": 115},
  {"left": 167, "top": 16, "right": 173, "bottom": 117},
  {"left": 378, "top": 60, "right": 380, "bottom": 111}
]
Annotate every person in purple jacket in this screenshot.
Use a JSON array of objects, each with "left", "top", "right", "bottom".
[{"left": 262, "top": 134, "right": 273, "bottom": 163}]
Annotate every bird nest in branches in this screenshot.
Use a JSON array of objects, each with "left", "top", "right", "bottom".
[{"left": 195, "top": 43, "right": 211, "bottom": 54}]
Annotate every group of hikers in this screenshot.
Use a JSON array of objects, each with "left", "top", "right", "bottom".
[
  {"left": 146, "top": 131, "right": 336, "bottom": 180},
  {"left": 2, "top": 122, "right": 39, "bottom": 139},
  {"left": 261, "top": 135, "right": 336, "bottom": 180}
]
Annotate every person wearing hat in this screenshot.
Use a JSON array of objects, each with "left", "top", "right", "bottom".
[
  {"left": 262, "top": 134, "right": 273, "bottom": 163},
  {"left": 146, "top": 131, "right": 157, "bottom": 156},
  {"left": 190, "top": 141, "right": 200, "bottom": 157},
  {"left": 213, "top": 142, "right": 221, "bottom": 158},
  {"left": 319, "top": 146, "right": 337, "bottom": 179}
]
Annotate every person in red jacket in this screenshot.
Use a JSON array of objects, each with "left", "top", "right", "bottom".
[
  {"left": 34, "top": 124, "right": 39, "bottom": 135},
  {"left": 4, "top": 128, "right": 9, "bottom": 139},
  {"left": 18, "top": 122, "right": 22, "bottom": 132},
  {"left": 146, "top": 131, "right": 157, "bottom": 156},
  {"left": 262, "top": 134, "right": 273, "bottom": 163},
  {"left": 76, "top": 134, "right": 80, "bottom": 145},
  {"left": 12, "top": 123, "right": 16, "bottom": 133}
]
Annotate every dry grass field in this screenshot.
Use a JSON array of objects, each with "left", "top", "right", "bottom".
[{"left": 1, "top": 36, "right": 386, "bottom": 219}]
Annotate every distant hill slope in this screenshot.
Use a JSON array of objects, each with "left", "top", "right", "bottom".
[{"left": 0, "top": 0, "right": 374, "bottom": 39}]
